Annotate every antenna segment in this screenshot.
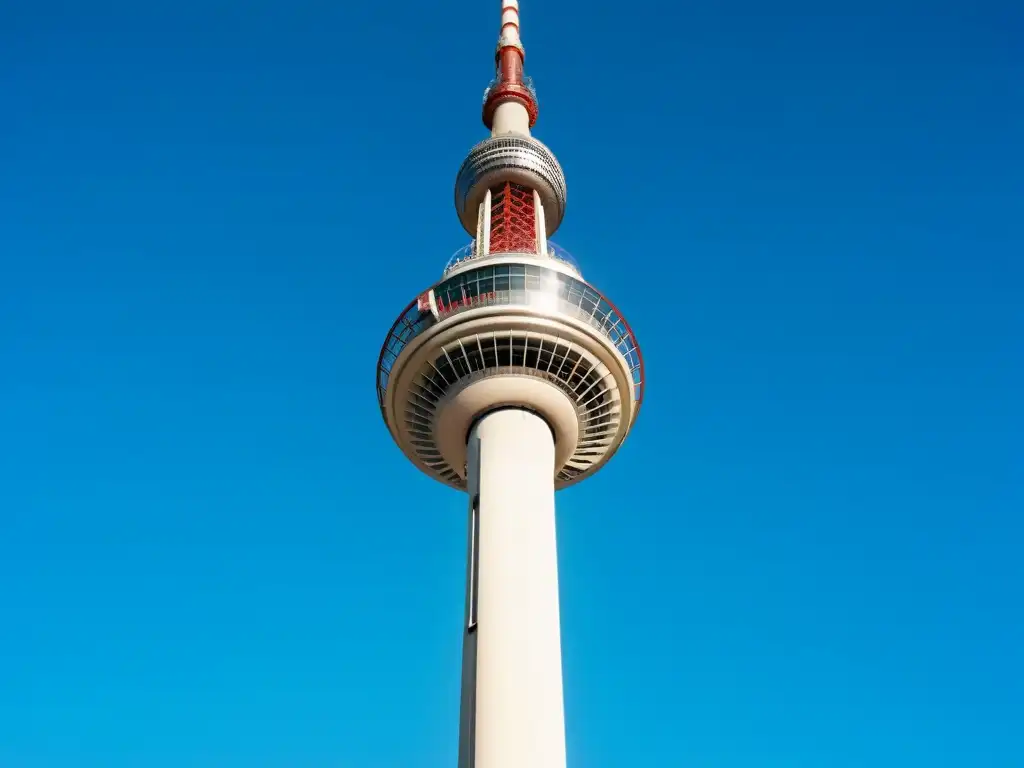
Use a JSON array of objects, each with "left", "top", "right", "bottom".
[{"left": 483, "top": 0, "right": 538, "bottom": 135}]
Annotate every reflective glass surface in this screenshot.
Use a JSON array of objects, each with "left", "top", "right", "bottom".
[
  {"left": 377, "top": 262, "right": 643, "bottom": 412},
  {"left": 443, "top": 239, "right": 581, "bottom": 275}
]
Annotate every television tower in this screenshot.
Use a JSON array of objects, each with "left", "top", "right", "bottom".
[{"left": 375, "top": 2, "right": 644, "bottom": 765}]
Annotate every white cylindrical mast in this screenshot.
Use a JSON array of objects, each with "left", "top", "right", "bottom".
[
  {"left": 490, "top": 96, "right": 531, "bottom": 137},
  {"left": 459, "top": 408, "right": 567, "bottom": 768}
]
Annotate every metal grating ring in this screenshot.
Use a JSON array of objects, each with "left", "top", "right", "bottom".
[{"left": 401, "top": 331, "right": 621, "bottom": 489}]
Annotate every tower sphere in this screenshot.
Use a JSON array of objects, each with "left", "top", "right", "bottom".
[
  {"left": 376, "top": 248, "right": 643, "bottom": 489},
  {"left": 455, "top": 135, "right": 567, "bottom": 237}
]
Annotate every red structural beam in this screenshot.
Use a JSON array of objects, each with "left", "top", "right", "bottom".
[{"left": 489, "top": 182, "right": 537, "bottom": 253}]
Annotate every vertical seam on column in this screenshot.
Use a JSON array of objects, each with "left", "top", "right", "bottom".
[
  {"left": 466, "top": 435, "right": 483, "bottom": 767},
  {"left": 468, "top": 494, "right": 480, "bottom": 633}
]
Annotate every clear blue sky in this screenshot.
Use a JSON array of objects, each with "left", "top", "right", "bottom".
[{"left": 1, "top": 0, "right": 1021, "bottom": 765}]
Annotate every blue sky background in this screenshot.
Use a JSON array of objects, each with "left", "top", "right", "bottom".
[{"left": 1, "top": 0, "right": 1022, "bottom": 765}]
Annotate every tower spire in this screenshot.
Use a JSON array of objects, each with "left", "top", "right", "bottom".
[{"left": 483, "top": 0, "right": 538, "bottom": 135}]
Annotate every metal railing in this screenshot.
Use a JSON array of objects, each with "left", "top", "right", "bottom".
[
  {"left": 482, "top": 75, "right": 537, "bottom": 105},
  {"left": 443, "top": 239, "right": 581, "bottom": 275}
]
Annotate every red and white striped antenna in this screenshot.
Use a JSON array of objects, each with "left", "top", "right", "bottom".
[{"left": 483, "top": 0, "right": 539, "bottom": 135}]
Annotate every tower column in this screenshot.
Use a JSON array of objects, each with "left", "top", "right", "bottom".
[{"left": 459, "top": 408, "right": 567, "bottom": 768}]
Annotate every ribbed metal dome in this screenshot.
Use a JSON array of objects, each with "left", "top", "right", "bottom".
[{"left": 454, "top": 135, "right": 567, "bottom": 237}]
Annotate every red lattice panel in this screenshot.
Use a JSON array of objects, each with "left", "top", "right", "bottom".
[{"left": 489, "top": 182, "right": 537, "bottom": 253}]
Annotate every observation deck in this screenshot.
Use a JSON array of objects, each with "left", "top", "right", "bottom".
[{"left": 376, "top": 246, "right": 643, "bottom": 490}]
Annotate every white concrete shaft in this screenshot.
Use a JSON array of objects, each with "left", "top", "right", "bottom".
[
  {"left": 490, "top": 101, "right": 530, "bottom": 136},
  {"left": 463, "top": 408, "right": 566, "bottom": 768}
]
